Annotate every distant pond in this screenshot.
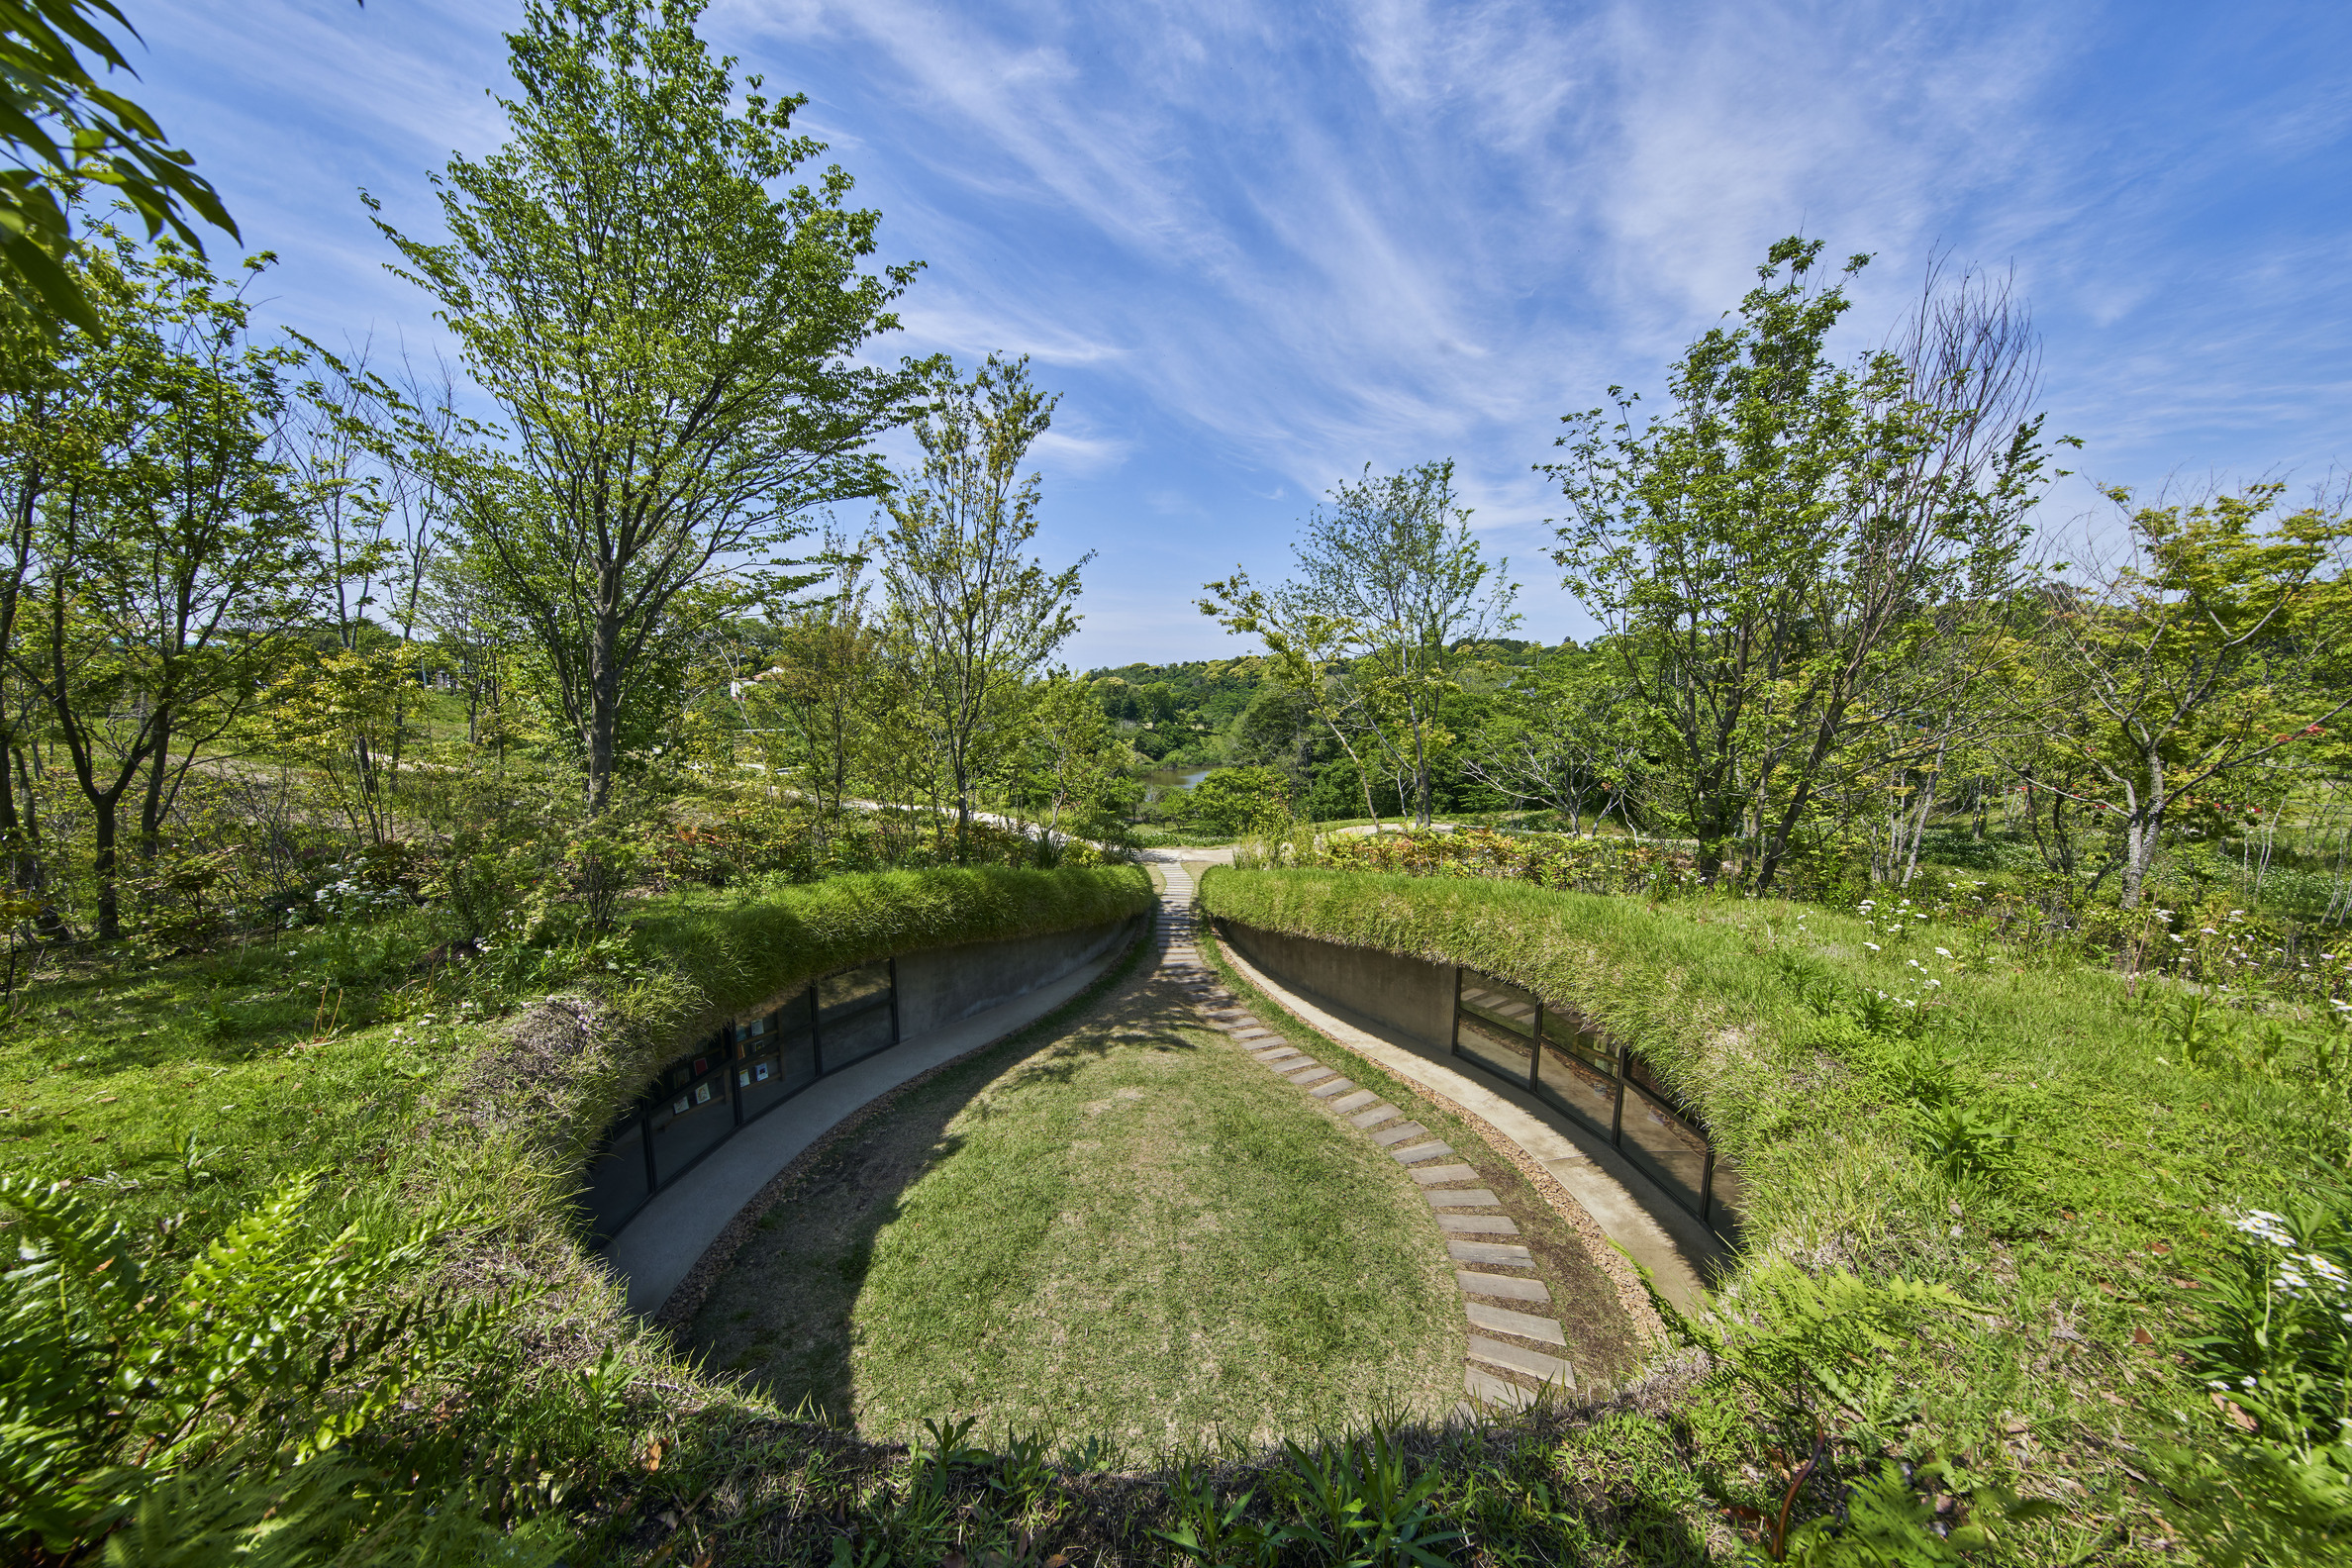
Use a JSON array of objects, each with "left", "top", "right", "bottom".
[{"left": 1140, "top": 766, "right": 1212, "bottom": 802}]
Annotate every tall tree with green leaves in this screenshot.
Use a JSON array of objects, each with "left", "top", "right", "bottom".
[
  {"left": 1550, "top": 241, "right": 2055, "bottom": 888},
  {"left": 879, "top": 354, "right": 1089, "bottom": 845},
  {"left": 374, "top": 0, "right": 921, "bottom": 814},
  {"left": 1203, "top": 459, "right": 1516, "bottom": 828}
]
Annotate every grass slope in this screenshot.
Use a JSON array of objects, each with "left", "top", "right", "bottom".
[
  {"left": 687, "top": 958, "right": 1466, "bottom": 1456},
  {"left": 1199, "top": 865, "right": 2344, "bottom": 1556}
]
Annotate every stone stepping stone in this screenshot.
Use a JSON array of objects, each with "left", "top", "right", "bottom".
[
  {"left": 1463, "top": 1366, "right": 1533, "bottom": 1410},
  {"left": 1456, "top": 1271, "right": 1550, "bottom": 1303},
  {"left": 1307, "top": 1078, "right": 1355, "bottom": 1098},
  {"left": 1257, "top": 1050, "right": 1309, "bottom": 1069},
  {"left": 1272, "top": 1059, "right": 1323, "bottom": 1077},
  {"left": 1287, "top": 1066, "right": 1337, "bottom": 1086},
  {"left": 1369, "top": 1121, "right": 1430, "bottom": 1146},
  {"left": 1465, "top": 1302, "right": 1566, "bottom": 1345},
  {"left": 1449, "top": 1239, "right": 1532, "bottom": 1265},
  {"left": 1438, "top": 1214, "right": 1519, "bottom": 1234},
  {"left": 1410, "top": 1163, "right": 1481, "bottom": 1186},
  {"left": 1350, "top": 1104, "right": 1402, "bottom": 1128},
  {"left": 1330, "top": 1089, "right": 1381, "bottom": 1114},
  {"left": 1466, "top": 1335, "right": 1574, "bottom": 1386},
  {"left": 1390, "top": 1141, "right": 1453, "bottom": 1164},
  {"left": 1425, "top": 1188, "right": 1502, "bottom": 1209},
  {"left": 1234, "top": 1029, "right": 1278, "bottom": 1042}
]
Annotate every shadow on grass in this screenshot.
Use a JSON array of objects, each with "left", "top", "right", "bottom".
[{"left": 679, "top": 944, "right": 1204, "bottom": 1423}]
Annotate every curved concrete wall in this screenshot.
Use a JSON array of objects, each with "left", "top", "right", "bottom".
[
  {"left": 892, "top": 917, "right": 1138, "bottom": 1036},
  {"left": 598, "top": 913, "right": 1143, "bottom": 1314},
  {"left": 1213, "top": 914, "right": 1740, "bottom": 1268},
  {"left": 1217, "top": 920, "right": 1458, "bottom": 1051}
]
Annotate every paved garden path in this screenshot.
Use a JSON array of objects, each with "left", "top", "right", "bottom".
[{"left": 1154, "top": 860, "right": 1574, "bottom": 1412}]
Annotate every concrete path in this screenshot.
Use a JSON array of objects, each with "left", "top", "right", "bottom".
[
  {"left": 601, "top": 942, "right": 1129, "bottom": 1317},
  {"left": 1159, "top": 862, "right": 1577, "bottom": 1417}
]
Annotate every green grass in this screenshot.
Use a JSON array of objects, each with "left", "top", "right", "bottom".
[
  {"left": 1199, "top": 864, "right": 2349, "bottom": 1560},
  {"left": 1188, "top": 905, "right": 1647, "bottom": 1388},
  {"left": 687, "top": 958, "right": 1468, "bottom": 1455}
]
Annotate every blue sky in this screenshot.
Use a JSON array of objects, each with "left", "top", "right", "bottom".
[{"left": 132, "top": 0, "right": 2351, "bottom": 666}]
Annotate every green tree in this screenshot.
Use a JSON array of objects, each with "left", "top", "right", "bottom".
[
  {"left": 2028, "top": 482, "right": 2352, "bottom": 909},
  {"left": 880, "top": 354, "right": 1089, "bottom": 846},
  {"left": 3, "top": 233, "right": 314, "bottom": 940},
  {"left": 1549, "top": 242, "right": 2054, "bottom": 888},
  {"left": 1018, "top": 669, "right": 1130, "bottom": 849},
  {"left": 374, "top": 0, "right": 920, "bottom": 815},
  {"left": 1463, "top": 650, "right": 1645, "bottom": 835},
  {"left": 753, "top": 529, "right": 886, "bottom": 852},
  {"left": 1203, "top": 459, "right": 1516, "bottom": 829},
  {"left": 1186, "top": 765, "right": 1292, "bottom": 838}
]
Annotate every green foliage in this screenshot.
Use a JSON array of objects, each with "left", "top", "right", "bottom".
[
  {"left": 1186, "top": 765, "right": 1293, "bottom": 838},
  {"left": 0, "top": 0, "right": 243, "bottom": 335},
  {"left": 374, "top": 0, "right": 919, "bottom": 812},
  {"left": 1548, "top": 238, "right": 2052, "bottom": 888},
  {"left": 880, "top": 354, "right": 1091, "bottom": 839},
  {"left": 0, "top": 1171, "right": 533, "bottom": 1563}
]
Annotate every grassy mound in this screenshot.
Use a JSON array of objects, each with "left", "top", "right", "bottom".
[
  {"left": 0, "top": 863, "right": 1154, "bottom": 1563},
  {"left": 1199, "top": 864, "right": 2349, "bottom": 1559}
]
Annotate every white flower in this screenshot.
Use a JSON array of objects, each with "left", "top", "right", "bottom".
[
  {"left": 1864, "top": 941, "right": 1881, "bottom": 951},
  {"left": 1925, "top": 978, "right": 1942, "bottom": 988},
  {"left": 2200, "top": 928, "right": 2219, "bottom": 935},
  {"left": 2235, "top": 1211, "right": 2296, "bottom": 1247},
  {"left": 1935, "top": 947, "right": 1952, "bottom": 957}
]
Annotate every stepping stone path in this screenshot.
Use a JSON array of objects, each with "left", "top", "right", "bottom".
[{"left": 1154, "top": 862, "right": 1576, "bottom": 1417}]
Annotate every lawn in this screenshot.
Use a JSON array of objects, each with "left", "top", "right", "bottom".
[{"left": 684, "top": 963, "right": 1477, "bottom": 1456}]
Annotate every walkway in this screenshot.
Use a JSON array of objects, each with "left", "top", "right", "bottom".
[{"left": 1157, "top": 861, "right": 1578, "bottom": 1413}]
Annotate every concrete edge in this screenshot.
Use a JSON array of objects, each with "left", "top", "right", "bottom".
[
  {"left": 1207, "top": 919, "right": 1727, "bottom": 1316},
  {"left": 601, "top": 927, "right": 1142, "bottom": 1318}
]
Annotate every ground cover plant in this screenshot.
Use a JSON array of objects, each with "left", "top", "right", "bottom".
[{"left": 1200, "top": 863, "right": 2352, "bottom": 1561}]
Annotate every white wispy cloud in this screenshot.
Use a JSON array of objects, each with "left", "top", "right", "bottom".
[{"left": 123, "top": 0, "right": 2352, "bottom": 665}]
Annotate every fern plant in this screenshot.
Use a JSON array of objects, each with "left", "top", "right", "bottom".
[{"left": 0, "top": 1172, "right": 543, "bottom": 1565}]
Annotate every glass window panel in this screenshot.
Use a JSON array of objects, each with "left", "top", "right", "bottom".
[
  {"left": 1458, "top": 975, "right": 1538, "bottom": 1039},
  {"left": 735, "top": 1031, "right": 818, "bottom": 1121},
  {"left": 819, "top": 963, "right": 892, "bottom": 1028},
  {"left": 1616, "top": 1083, "right": 1709, "bottom": 1217},
  {"left": 1454, "top": 1012, "right": 1532, "bottom": 1086},
  {"left": 583, "top": 1111, "right": 650, "bottom": 1237},
  {"left": 820, "top": 1002, "right": 896, "bottom": 1071},
  {"left": 648, "top": 1073, "right": 733, "bottom": 1182},
  {"left": 1532, "top": 1034, "right": 1619, "bottom": 1139}
]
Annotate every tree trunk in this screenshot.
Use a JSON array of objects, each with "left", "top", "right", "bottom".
[
  {"left": 93, "top": 797, "right": 120, "bottom": 942},
  {"left": 587, "top": 607, "right": 622, "bottom": 816},
  {"left": 138, "top": 707, "right": 174, "bottom": 861}
]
